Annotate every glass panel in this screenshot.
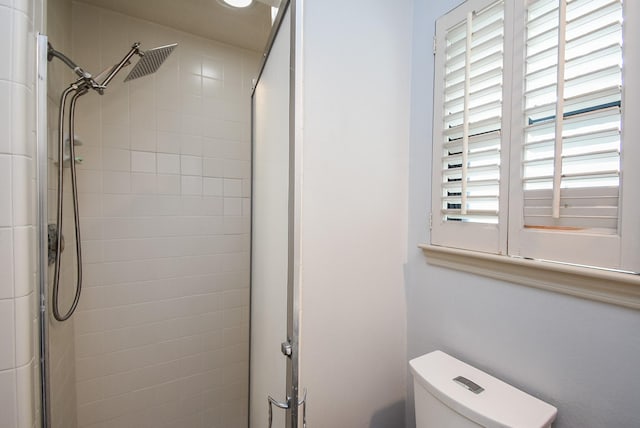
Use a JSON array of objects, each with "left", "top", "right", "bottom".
[{"left": 250, "top": 8, "right": 291, "bottom": 428}]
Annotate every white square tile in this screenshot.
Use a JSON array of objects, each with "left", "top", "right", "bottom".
[
  {"left": 181, "top": 197, "right": 204, "bottom": 216},
  {"left": 10, "top": 84, "right": 28, "bottom": 157},
  {"left": 180, "top": 135, "right": 202, "bottom": 157},
  {"left": 76, "top": 146, "right": 101, "bottom": 171},
  {"left": 0, "top": 369, "right": 17, "bottom": 427},
  {"left": 202, "top": 59, "right": 223, "bottom": 80},
  {"left": 102, "top": 125, "right": 130, "bottom": 149},
  {"left": 203, "top": 178, "right": 223, "bottom": 197},
  {"left": 77, "top": 169, "right": 102, "bottom": 194},
  {"left": 81, "top": 239, "right": 104, "bottom": 264},
  {"left": 224, "top": 198, "right": 242, "bottom": 216},
  {"left": 132, "top": 151, "right": 156, "bottom": 173},
  {"left": 242, "top": 198, "right": 251, "bottom": 216},
  {"left": 156, "top": 86, "right": 181, "bottom": 112},
  {"left": 223, "top": 179, "right": 242, "bottom": 197},
  {"left": 203, "top": 138, "right": 224, "bottom": 158},
  {"left": 158, "top": 109, "right": 181, "bottom": 133},
  {"left": 181, "top": 176, "right": 202, "bottom": 196},
  {"left": 241, "top": 179, "right": 251, "bottom": 197},
  {"left": 101, "top": 194, "right": 132, "bottom": 218},
  {"left": 132, "top": 173, "right": 157, "bottom": 194},
  {"left": 0, "top": 7, "right": 11, "bottom": 81},
  {"left": 102, "top": 171, "right": 131, "bottom": 194},
  {"left": 180, "top": 94, "right": 202, "bottom": 117},
  {"left": 0, "top": 82, "right": 11, "bottom": 154},
  {"left": 181, "top": 73, "right": 202, "bottom": 96},
  {"left": 14, "top": 294, "right": 32, "bottom": 367},
  {"left": 203, "top": 77, "right": 223, "bottom": 98},
  {"left": 16, "top": 363, "right": 34, "bottom": 428},
  {"left": 79, "top": 218, "right": 104, "bottom": 241},
  {"left": 13, "top": 0, "right": 30, "bottom": 14},
  {"left": 157, "top": 132, "right": 181, "bottom": 154},
  {"left": 12, "top": 156, "right": 31, "bottom": 227},
  {"left": 0, "top": 299, "right": 15, "bottom": 369},
  {"left": 101, "top": 88, "right": 130, "bottom": 126},
  {"left": 130, "top": 97, "right": 157, "bottom": 130},
  {"left": 203, "top": 197, "right": 223, "bottom": 216},
  {"left": 11, "top": 11, "right": 28, "bottom": 86},
  {"left": 181, "top": 155, "right": 201, "bottom": 176},
  {"left": 157, "top": 154, "right": 180, "bottom": 175},
  {"left": 102, "top": 148, "right": 130, "bottom": 172},
  {"left": 203, "top": 158, "right": 223, "bottom": 178},
  {"left": 0, "top": 156, "right": 13, "bottom": 227},
  {"left": 181, "top": 114, "right": 203, "bottom": 135},
  {"left": 130, "top": 129, "right": 157, "bottom": 152},
  {"left": 157, "top": 174, "right": 180, "bottom": 195},
  {"left": 12, "top": 226, "right": 31, "bottom": 298},
  {"left": 77, "top": 193, "right": 102, "bottom": 217},
  {"left": 223, "top": 160, "right": 250, "bottom": 179},
  {"left": 0, "top": 228, "right": 13, "bottom": 299}
]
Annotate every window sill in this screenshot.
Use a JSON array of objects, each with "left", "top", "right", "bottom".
[{"left": 419, "top": 244, "right": 640, "bottom": 310}]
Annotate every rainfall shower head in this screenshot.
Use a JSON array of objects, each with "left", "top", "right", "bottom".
[
  {"left": 48, "top": 42, "right": 178, "bottom": 95},
  {"left": 124, "top": 43, "right": 178, "bottom": 82}
]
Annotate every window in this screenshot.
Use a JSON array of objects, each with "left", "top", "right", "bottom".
[{"left": 431, "top": 0, "right": 640, "bottom": 273}]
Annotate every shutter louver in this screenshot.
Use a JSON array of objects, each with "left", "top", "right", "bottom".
[
  {"left": 522, "top": 0, "right": 622, "bottom": 233},
  {"left": 440, "top": 0, "right": 505, "bottom": 225}
]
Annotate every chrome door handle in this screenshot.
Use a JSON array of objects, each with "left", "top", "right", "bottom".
[
  {"left": 268, "top": 389, "right": 307, "bottom": 428},
  {"left": 268, "top": 396, "right": 288, "bottom": 428}
]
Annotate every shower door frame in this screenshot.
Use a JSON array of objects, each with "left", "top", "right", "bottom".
[
  {"left": 35, "top": 33, "right": 51, "bottom": 428},
  {"left": 249, "top": 0, "right": 302, "bottom": 426}
]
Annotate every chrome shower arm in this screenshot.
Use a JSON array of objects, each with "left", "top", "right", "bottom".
[
  {"left": 97, "top": 42, "right": 142, "bottom": 91},
  {"left": 47, "top": 42, "right": 94, "bottom": 82}
]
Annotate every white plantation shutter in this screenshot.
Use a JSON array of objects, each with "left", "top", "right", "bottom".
[
  {"left": 431, "top": 0, "right": 511, "bottom": 254},
  {"left": 508, "top": 0, "right": 639, "bottom": 271},
  {"left": 432, "top": 0, "right": 640, "bottom": 272},
  {"left": 520, "top": 0, "right": 622, "bottom": 233}
]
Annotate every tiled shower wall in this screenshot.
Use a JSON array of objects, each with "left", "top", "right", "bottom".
[
  {"left": 63, "top": 3, "right": 258, "bottom": 427},
  {"left": 0, "top": 0, "right": 39, "bottom": 427},
  {"left": 46, "top": 0, "right": 80, "bottom": 426}
]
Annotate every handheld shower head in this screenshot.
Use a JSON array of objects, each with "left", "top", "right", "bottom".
[{"left": 124, "top": 43, "right": 178, "bottom": 82}]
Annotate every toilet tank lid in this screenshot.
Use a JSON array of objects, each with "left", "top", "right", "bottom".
[{"left": 409, "top": 351, "right": 557, "bottom": 428}]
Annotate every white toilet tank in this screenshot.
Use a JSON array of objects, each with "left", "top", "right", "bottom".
[{"left": 409, "top": 351, "right": 557, "bottom": 428}]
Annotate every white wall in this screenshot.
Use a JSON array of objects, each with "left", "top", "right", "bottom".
[
  {"left": 297, "top": 0, "right": 413, "bottom": 426},
  {"left": 406, "top": 1, "right": 640, "bottom": 427},
  {"left": 0, "top": 0, "right": 40, "bottom": 427}
]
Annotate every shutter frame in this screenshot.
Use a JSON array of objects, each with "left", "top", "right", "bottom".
[
  {"left": 431, "top": 0, "right": 512, "bottom": 255},
  {"left": 508, "top": 0, "right": 636, "bottom": 271}
]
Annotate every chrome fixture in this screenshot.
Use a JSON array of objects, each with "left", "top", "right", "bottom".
[
  {"left": 268, "top": 389, "right": 307, "bottom": 428},
  {"left": 47, "top": 41, "right": 177, "bottom": 321}
]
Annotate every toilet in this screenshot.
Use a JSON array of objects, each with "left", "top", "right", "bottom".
[{"left": 409, "top": 351, "right": 557, "bottom": 427}]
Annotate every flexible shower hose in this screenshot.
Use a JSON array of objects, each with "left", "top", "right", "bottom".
[{"left": 52, "top": 83, "right": 86, "bottom": 322}]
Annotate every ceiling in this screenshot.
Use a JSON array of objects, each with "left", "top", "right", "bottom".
[{"left": 79, "top": 0, "right": 276, "bottom": 52}]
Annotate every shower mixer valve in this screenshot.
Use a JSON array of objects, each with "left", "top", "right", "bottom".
[{"left": 47, "top": 224, "right": 64, "bottom": 266}]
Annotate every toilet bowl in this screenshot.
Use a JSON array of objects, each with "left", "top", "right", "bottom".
[{"left": 409, "top": 351, "right": 557, "bottom": 428}]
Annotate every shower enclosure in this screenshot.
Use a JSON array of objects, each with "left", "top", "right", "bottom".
[{"left": 38, "top": 0, "right": 276, "bottom": 426}]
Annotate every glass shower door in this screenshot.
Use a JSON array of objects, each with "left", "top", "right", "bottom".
[{"left": 250, "top": 4, "right": 297, "bottom": 427}]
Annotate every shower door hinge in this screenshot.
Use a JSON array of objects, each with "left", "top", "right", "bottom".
[
  {"left": 429, "top": 212, "right": 433, "bottom": 230},
  {"left": 433, "top": 36, "right": 437, "bottom": 55}
]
